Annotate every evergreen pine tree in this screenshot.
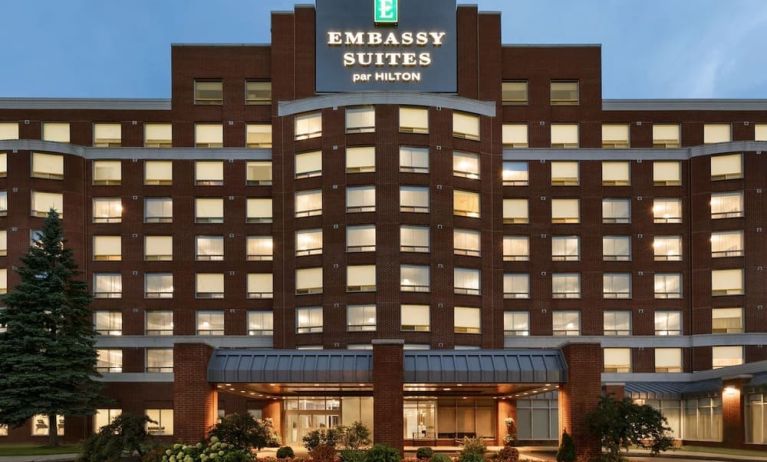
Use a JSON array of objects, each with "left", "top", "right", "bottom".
[{"left": 0, "top": 210, "right": 102, "bottom": 446}]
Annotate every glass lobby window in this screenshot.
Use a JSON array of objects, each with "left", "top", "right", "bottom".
[
  {"left": 346, "top": 106, "right": 375, "bottom": 134},
  {"left": 711, "top": 268, "right": 744, "bottom": 296},
  {"left": 550, "top": 124, "right": 579, "bottom": 148},
  {"left": 194, "top": 80, "right": 223, "bottom": 104},
  {"left": 503, "top": 199, "right": 528, "bottom": 224},
  {"left": 400, "top": 265, "right": 430, "bottom": 292},
  {"left": 245, "top": 81, "right": 271, "bottom": 104},
  {"left": 347, "top": 305, "right": 376, "bottom": 332},
  {"left": 146, "top": 311, "right": 173, "bottom": 336},
  {"left": 146, "top": 349, "right": 174, "bottom": 372},
  {"left": 145, "top": 409, "right": 174, "bottom": 435},
  {"left": 655, "top": 348, "right": 683, "bottom": 373},
  {"left": 247, "top": 273, "right": 273, "bottom": 298},
  {"left": 42, "top": 122, "right": 70, "bottom": 143},
  {"left": 296, "top": 229, "right": 323, "bottom": 256},
  {"left": 503, "top": 124, "right": 528, "bottom": 148},
  {"left": 246, "top": 236, "right": 273, "bottom": 261},
  {"left": 454, "top": 190, "right": 480, "bottom": 218},
  {"left": 347, "top": 225, "right": 376, "bottom": 252},
  {"left": 401, "top": 305, "right": 430, "bottom": 332},
  {"left": 295, "top": 190, "right": 322, "bottom": 217},
  {"left": 346, "top": 146, "right": 375, "bottom": 173},
  {"left": 295, "top": 112, "right": 322, "bottom": 141},
  {"left": 31, "top": 415, "right": 64, "bottom": 437},
  {"left": 552, "top": 273, "right": 580, "bottom": 299},
  {"left": 94, "top": 409, "right": 122, "bottom": 432},
  {"left": 655, "top": 311, "right": 681, "bottom": 335},
  {"left": 247, "top": 161, "right": 272, "bottom": 185},
  {"left": 746, "top": 394, "right": 767, "bottom": 444},
  {"left": 195, "top": 273, "right": 223, "bottom": 299},
  {"left": 602, "top": 124, "right": 630, "bottom": 148},
  {"left": 0, "top": 122, "right": 19, "bottom": 140},
  {"left": 504, "top": 236, "right": 529, "bottom": 261},
  {"left": 296, "top": 267, "right": 323, "bottom": 294},
  {"left": 195, "top": 198, "right": 224, "bottom": 223},
  {"left": 602, "top": 198, "right": 631, "bottom": 224},
  {"left": 347, "top": 265, "right": 376, "bottom": 292},
  {"left": 296, "top": 307, "right": 323, "bottom": 333},
  {"left": 552, "top": 311, "right": 580, "bottom": 336},
  {"left": 602, "top": 161, "right": 630, "bottom": 186},
  {"left": 603, "top": 348, "right": 631, "bottom": 373},
  {"left": 400, "top": 186, "right": 429, "bottom": 213},
  {"left": 145, "top": 273, "right": 174, "bottom": 298},
  {"left": 454, "top": 307, "right": 481, "bottom": 334},
  {"left": 604, "top": 311, "right": 631, "bottom": 335},
  {"left": 503, "top": 161, "right": 528, "bottom": 186},
  {"left": 503, "top": 273, "right": 529, "bottom": 299},
  {"left": 347, "top": 186, "right": 376, "bottom": 213},
  {"left": 453, "top": 151, "right": 480, "bottom": 179},
  {"left": 145, "top": 160, "right": 173, "bottom": 185},
  {"left": 144, "top": 123, "right": 172, "bottom": 148},
  {"left": 603, "top": 273, "right": 631, "bottom": 299},
  {"left": 712, "top": 346, "right": 743, "bottom": 368},
  {"left": 93, "top": 123, "right": 121, "bottom": 147},
  {"left": 247, "top": 311, "right": 273, "bottom": 336},
  {"left": 552, "top": 236, "right": 579, "bottom": 261},
  {"left": 93, "top": 160, "right": 121, "bottom": 185},
  {"left": 551, "top": 199, "right": 579, "bottom": 224},
  {"left": 653, "top": 161, "right": 682, "bottom": 186},
  {"left": 550, "top": 81, "right": 579, "bottom": 105},
  {"left": 195, "top": 161, "right": 224, "bottom": 185},
  {"left": 195, "top": 235, "right": 224, "bottom": 261},
  {"left": 94, "top": 311, "right": 122, "bottom": 336},
  {"left": 711, "top": 230, "right": 744, "bottom": 257},
  {"left": 550, "top": 161, "right": 579, "bottom": 185},
  {"left": 399, "top": 107, "right": 428, "bottom": 134},
  {"left": 710, "top": 191, "right": 743, "bottom": 219},
  {"left": 31, "top": 191, "right": 63, "bottom": 218},
  {"left": 197, "top": 311, "right": 224, "bottom": 335},
  {"left": 502, "top": 81, "right": 528, "bottom": 105},
  {"left": 710, "top": 153, "right": 742, "bottom": 180},
  {"left": 295, "top": 151, "right": 322, "bottom": 179},
  {"left": 93, "top": 236, "right": 121, "bottom": 261},
  {"left": 194, "top": 124, "right": 223, "bottom": 148},
  {"left": 654, "top": 236, "right": 683, "bottom": 261},
  {"left": 32, "top": 152, "right": 64, "bottom": 180},
  {"left": 399, "top": 146, "right": 429, "bottom": 173},
  {"left": 246, "top": 124, "right": 272, "bottom": 148},
  {"left": 93, "top": 273, "right": 122, "bottom": 298},
  {"left": 0, "top": 230, "right": 6, "bottom": 256},
  {"left": 454, "top": 268, "right": 481, "bottom": 295},
  {"left": 704, "top": 124, "right": 731, "bottom": 144},
  {"left": 454, "top": 229, "right": 480, "bottom": 257},
  {"left": 652, "top": 124, "right": 680, "bottom": 148},
  {"left": 247, "top": 198, "right": 272, "bottom": 223},
  {"left": 654, "top": 198, "right": 682, "bottom": 223},
  {"left": 712, "top": 307, "right": 743, "bottom": 334},
  {"left": 144, "top": 236, "right": 173, "bottom": 261},
  {"left": 453, "top": 112, "right": 480, "bottom": 141},
  {"left": 400, "top": 225, "right": 429, "bottom": 253},
  {"left": 504, "top": 311, "right": 530, "bottom": 336},
  {"left": 654, "top": 273, "right": 682, "bottom": 299},
  {"left": 93, "top": 198, "right": 122, "bottom": 223}
]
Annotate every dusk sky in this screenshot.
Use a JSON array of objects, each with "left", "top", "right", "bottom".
[{"left": 3, "top": 0, "right": 766, "bottom": 99}]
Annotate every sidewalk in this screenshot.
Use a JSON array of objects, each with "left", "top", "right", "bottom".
[{"left": 0, "top": 455, "right": 77, "bottom": 462}]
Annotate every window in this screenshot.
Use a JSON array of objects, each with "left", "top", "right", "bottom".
[
  {"left": 454, "top": 190, "right": 480, "bottom": 218},
  {"left": 347, "top": 225, "right": 375, "bottom": 252},
  {"left": 502, "top": 81, "right": 528, "bottom": 105},
  {"left": 347, "top": 186, "right": 376, "bottom": 213},
  {"left": 146, "top": 273, "right": 174, "bottom": 299},
  {"left": 502, "top": 124, "right": 528, "bottom": 149},
  {"left": 712, "top": 346, "right": 743, "bottom": 368},
  {"left": 655, "top": 348, "right": 683, "bottom": 373},
  {"left": 401, "top": 304, "right": 430, "bottom": 332},
  {"left": 399, "top": 146, "right": 429, "bottom": 173},
  {"left": 93, "top": 236, "right": 121, "bottom": 261},
  {"left": 400, "top": 107, "right": 429, "bottom": 134},
  {"left": 248, "top": 273, "right": 274, "bottom": 298},
  {"left": 244, "top": 125, "right": 273, "bottom": 149},
  {"left": 654, "top": 161, "right": 682, "bottom": 186},
  {"left": 552, "top": 236, "right": 579, "bottom": 261},
  {"left": 653, "top": 124, "right": 680, "bottom": 148},
  {"left": 146, "top": 311, "right": 173, "bottom": 336},
  {"left": 503, "top": 161, "right": 528, "bottom": 186},
  {"left": 400, "top": 186, "right": 429, "bottom": 213},
  {"left": 503, "top": 199, "right": 528, "bottom": 224},
  {"left": 453, "top": 112, "right": 480, "bottom": 141},
  {"left": 144, "top": 198, "right": 173, "bottom": 223},
  {"left": 602, "top": 124, "right": 630, "bottom": 148},
  {"left": 297, "top": 307, "right": 323, "bottom": 333},
  {"left": 346, "top": 107, "right": 375, "bottom": 133},
  {"left": 553, "top": 311, "right": 580, "bottom": 336},
  {"left": 551, "top": 199, "right": 579, "bottom": 224},
  {"left": 247, "top": 236, "right": 273, "bottom": 261},
  {"left": 42, "top": 122, "right": 70, "bottom": 143},
  {"left": 746, "top": 393, "right": 767, "bottom": 444},
  {"left": 453, "top": 151, "right": 480, "bottom": 179},
  {"left": 296, "top": 267, "right": 323, "bottom": 294},
  {"left": 194, "top": 80, "right": 223, "bottom": 104},
  {"left": 247, "top": 198, "right": 272, "bottom": 223},
  {"left": 0, "top": 122, "right": 18, "bottom": 140},
  {"left": 144, "top": 123, "right": 172, "bottom": 148},
  {"left": 245, "top": 81, "right": 271, "bottom": 105},
  {"left": 195, "top": 161, "right": 224, "bottom": 185},
  {"left": 30, "top": 415, "right": 64, "bottom": 436},
  {"left": 197, "top": 311, "right": 224, "bottom": 335},
  {"left": 711, "top": 153, "right": 742, "bottom": 180},
  {"left": 602, "top": 199, "right": 630, "bottom": 224},
  {"left": 454, "top": 268, "right": 480, "bottom": 295},
  {"left": 195, "top": 124, "right": 223, "bottom": 148},
  {"left": 0, "top": 230, "right": 6, "bottom": 257},
  {"left": 550, "top": 161, "right": 578, "bottom": 185},
  {"left": 93, "top": 273, "right": 122, "bottom": 298},
  {"left": 94, "top": 311, "right": 122, "bottom": 336},
  {"left": 93, "top": 123, "right": 121, "bottom": 147},
  {"left": 400, "top": 265, "right": 430, "bottom": 292},
  {"left": 654, "top": 274, "right": 682, "bottom": 299},
  {"left": 711, "top": 231, "right": 743, "bottom": 258},
  {"left": 504, "top": 273, "right": 529, "bottom": 299},
  {"left": 504, "top": 311, "right": 529, "bottom": 336},
  {"left": 32, "top": 152, "right": 64, "bottom": 179},
  {"left": 712, "top": 308, "right": 743, "bottom": 334},
  {"left": 454, "top": 229, "right": 480, "bottom": 257},
  {"left": 711, "top": 269, "right": 744, "bottom": 296},
  {"left": 704, "top": 124, "right": 731, "bottom": 144},
  {"left": 295, "top": 112, "right": 322, "bottom": 140},
  {"left": 93, "top": 198, "right": 122, "bottom": 223},
  {"left": 347, "top": 265, "right": 376, "bottom": 292},
  {"left": 248, "top": 311, "right": 273, "bottom": 336},
  {"left": 400, "top": 225, "right": 429, "bottom": 253},
  {"left": 195, "top": 236, "right": 224, "bottom": 261},
  {"left": 504, "top": 236, "right": 529, "bottom": 261},
  {"left": 711, "top": 191, "right": 743, "bottom": 219},
  {"left": 603, "top": 348, "right": 631, "bottom": 373},
  {"left": 550, "top": 81, "right": 579, "bottom": 105},
  {"left": 602, "top": 161, "right": 630, "bottom": 185},
  {"left": 296, "top": 229, "right": 323, "bottom": 256},
  {"left": 552, "top": 273, "right": 580, "bottom": 299},
  {"left": 195, "top": 273, "right": 223, "bottom": 299},
  {"left": 246, "top": 161, "right": 272, "bottom": 185},
  {"left": 31, "top": 191, "right": 63, "bottom": 218},
  {"left": 145, "top": 161, "right": 173, "bottom": 185},
  {"left": 145, "top": 409, "right": 174, "bottom": 435},
  {"left": 295, "top": 190, "right": 322, "bottom": 217},
  {"left": 454, "top": 307, "right": 481, "bottom": 334},
  {"left": 655, "top": 311, "right": 681, "bottom": 336},
  {"left": 195, "top": 198, "right": 224, "bottom": 223},
  {"left": 347, "top": 305, "right": 377, "bottom": 332},
  {"left": 94, "top": 409, "right": 122, "bottom": 432},
  {"left": 0, "top": 192, "right": 7, "bottom": 217},
  {"left": 346, "top": 147, "right": 375, "bottom": 173},
  {"left": 144, "top": 236, "right": 172, "bottom": 261},
  {"left": 550, "top": 124, "right": 579, "bottom": 148},
  {"left": 604, "top": 311, "right": 631, "bottom": 335},
  {"left": 0, "top": 269, "right": 6, "bottom": 295},
  {"left": 93, "top": 160, "right": 121, "bottom": 185},
  {"left": 296, "top": 151, "right": 322, "bottom": 178},
  {"left": 603, "top": 273, "right": 631, "bottom": 299},
  {"left": 0, "top": 153, "right": 5, "bottom": 178},
  {"left": 654, "top": 198, "right": 682, "bottom": 223},
  {"left": 654, "top": 236, "right": 683, "bottom": 261}
]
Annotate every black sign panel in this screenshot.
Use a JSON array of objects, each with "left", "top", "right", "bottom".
[{"left": 315, "top": 0, "right": 457, "bottom": 93}]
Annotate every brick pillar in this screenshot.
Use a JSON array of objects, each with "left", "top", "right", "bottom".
[
  {"left": 263, "top": 400, "right": 282, "bottom": 443},
  {"left": 173, "top": 343, "right": 217, "bottom": 443},
  {"left": 722, "top": 378, "right": 747, "bottom": 447},
  {"left": 603, "top": 384, "right": 625, "bottom": 400},
  {"left": 497, "top": 399, "right": 517, "bottom": 445},
  {"left": 560, "top": 343, "right": 602, "bottom": 461},
  {"left": 372, "top": 339, "right": 404, "bottom": 453}
]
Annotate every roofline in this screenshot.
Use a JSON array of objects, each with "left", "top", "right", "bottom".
[
  {"left": 503, "top": 43, "right": 602, "bottom": 48},
  {"left": 604, "top": 99, "right": 767, "bottom": 111},
  {"left": 171, "top": 43, "right": 270, "bottom": 47},
  {"left": 0, "top": 98, "right": 170, "bottom": 111}
]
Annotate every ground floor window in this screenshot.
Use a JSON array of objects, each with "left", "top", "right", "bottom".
[
  {"left": 146, "top": 409, "right": 174, "bottom": 436},
  {"left": 0, "top": 425, "right": 6, "bottom": 436},
  {"left": 516, "top": 392, "right": 558, "bottom": 440},
  {"left": 746, "top": 393, "right": 767, "bottom": 444},
  {"left": 405, "top": 398, "right": 496, "bottom": 440},
  {"left": 283, "top": 397, "right": 373, "bottom": 447},
  {"left": 683, "top": 397, "right": 722, "bottom": 441},
  {"left": 644, "top": 400, "right": 681, "bottom": 437},
  {"left": 94, "top": 409, "right": 122, "bottom": 432},
  {"left": 31, "top": 415, "right": 64, "bottom": 436}
]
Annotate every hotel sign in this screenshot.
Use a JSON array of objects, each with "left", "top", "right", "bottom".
[{"left": 316, "top": 0, "right": 457, "bottom": 93}]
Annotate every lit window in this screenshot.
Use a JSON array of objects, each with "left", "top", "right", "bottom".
[
  {"left": 653, "top": 198, "right": 682, "bottom": 223},
  {"left": 712, "top": 346, "right": 743, "bottom": 369},
  {"left": 145, "top": 161, "right": 173, "bottom": 185},
  {"left": 92, "top": 198, "right": 122, "bottom": 223},
  {"left": 296, "top": 267, "right": 323, "bottom": 295},
  {"left": 503, "top": 235, "right": 529, "bottom": 261},
  {"left": 453, "top": 112, "right": 480, "bottom": 141},
  {"left": 94, "top": 311, "right": 122, "bottom": 336},
  {"left": 654, "top": 236, "right": 683, "bottom": 261},
  {"left": 145, "top": 409, "right": 174, "bottom": 435},
  {"left": 602, "top": 124, "right": 630, "bottom": 148},
  {"left": 93, "top": 273, "right": 122, "bottom": 298},
  {"left": 604, "top": 311, "right": 631, "bottom": 336},
  {"left": 711, "top": 191, "right": 743, "bottom": 219},
  {"left": 246, "top": 236, "right": 273, "bottom": 261},
  {"left": 195, "top": 124, "right": 223, "bottom": 148},
  {"left": 31, "top": 191, "right": 63, "bottom": 218},
  {"left": 711, "top": 153, "right": 742, "bottom": 180},
  {"left": 246, "top": 161, "right": 272, "bottom": 185},
  {"left": 655, "top": 348, "right": 683, "bottom": 373},
  {"left": 93, "top": 236, "right": 121, "bottom": 261},
  {"left": 704, "top": 124, "right": 731, "bottom": 144},
  {"left": 295, "top": 112, "right": 322, "bottom": 141},
  {"left": 756, "top": 124, "right": 767, "bottom": 141},
  {"left": 347, "top": 265, "right": 376, "bottom": 292},
  {"left": 295, "top": 190, "right": 322, "bottom": 217},
  {"left": 248, "top": 311, "right": 273, "bottom": 336},
  {"left": 551, "top": 124, "right": 579, "bottom": 148},
  {"left": 602, "top": 161, "right": 630, "bottom": 185},
  {"left": 400, "top": 265, "right": 430, "bottom": 292},
  {"left": 297, "top": 307, "right": 323, "bottom": 333},
  {"left": 454, "top": 190, "right": 480, "bottom": 218},
  {"left": 245, "top": 81, "right": 271, "bottom": 105},
  {"left": 552, "top": 236, "right": 579, "bottom": 261},
  {"left": 146, "top": 311, "right": 173, "bottom": 336},
  {"left": 454, "top": 229, "right": 480, "bottom": 257},
  {"left": 0, "top": 268, "right": 6, "bottom": 295},
  {"left": 453, "top": 151, "right": 480, "bottom": 179},
  {"left": 94, "top": 409, "right": 122, "bottom": 432},
  {"left": 42, "top": 122, "right": 70, "bottom": 143},
  {"left": 551, "top": 199, "right": 579, "bottom": 224},
  {"left": 346, "top": 146, "right": 375, "bottom": 173},
  {"left": 551, "top": 161, "right": 579, "bottom": 185},
  {"left": 93, "top": 123, "right": 121, "bottom": 147},
  {"left": 0, "top": 122, "right": 19, "bottom": 140},
  {"left": 195, "top": 198, "right": 224, "bottom": 223},
  {"left": 144, "top": 198, "right": 173, "bottom": 223},
  {"left": 400, "top": 225, "right": 429, "bottom": 253},
  {"left": 652, "top": 124, "right": 680, "bottom": 148},
  {"left": 711, "top": 231, "right": 743, "bottom": 258},
  {"left": 712, "top": 308, "right": 743, "bottom": 334},
  {"left": 0, "top": 230, "right": 6, "bottom": 257},
  {"left": 346, "top": 107, "right": 375, "bottom": 134},
  {"left": 0, "top": 153, "right": 5, "bottom": 178},
  {"left": 503, "top": 161, "right": 528, "bottom": 186},
  {"left": 296, "top": 229, "right": 323, "bottom": 256},
  {"left": 711, "top": 269, "right": 744, "bottom": 296},
  {"left": 454, "top": 307, "right": 481, "bottom": 334},
  {"left": 0, "top": 192, "right": 7, "bottom": 217},
  {"left": 503, "top": 199, "right": 528, "bottom": 224},
  {"left": 399, "top": 146, "right": 429, "bottom": 173},
  {"left": 602, "top": 199, "right": 630, "bottom": 224},
  {"left": 655, "top": 311, "right": 681, "bottom": 335},
  {"left": 194, "top": 80, "right": 223, "bottom": 104},
  {"left": 195, "top": 236, "right": 224, "bottom": 261},
  {"left": 347, "top": 305, "right": 376, "bottom": 332},
  {"left": 401, "top": 304, "right": 430, "bottom": 332},
  {"left": 454, "top": 268, "right": 480, "bottom": 295},
  {"left": 550, "top": 81, "right": 579, "bottom": 105},
  {"left": 93, "top": 160, "right": 121, "bottom": 185},
  {"left": 503, "top": 273, "right": 529, "bottom": 299},
  {"left": 552, "top": 311, "right": 580, "bottom": 336},
  {"left": 195, "top": 273, "right": 223, "bottom": 299},
  {"left": 247, "top": 198, "right": 272, "bottom": 223},
  {"left": 503, "top": 124, "right": 528, "bottom": 148},
  {"left": 32, "top": 152, "right": 64, "bottom": 179},
  {"left": 31, "top": 415, "right": 64, "bottom": 437},
  {"left": 144, "top": 236, "right": 173, "bottom": 261},
  {"left": 146, "top": 273, "right": 174, "bottom": 299},
  {"left": 197, "top": 311, "right": 224, "bottom": 335},
  {"left": 552, "top": 273, "right": 580, "bottom": 299},
  {"left": 603, "top": 273, "right": 631, "bottom": 299},
  {"left": 400, "top": 186, "right": 429, "bottom": 213},
  {"left": 502, "top": 81, "right": 528, "bottom": 105},
  {"left": 653, "top": 161, "right": 681, "bottom": 186},
  {"left": 144, "top": 123, "right": 172, "bottom": 148},
  {"left": 246, "top": 124, "right": 272, "bottom": 148},
  {"left": 347, "top": 186, "right": 376, "bottom": 213},
  {"left": 296, "top": 151, "right": 322, "bottom": 179},
  {"left": 504, "top": 311, "right": 529, "bottom": 336},
  {"left": 195, "top": 161, "right": 224, "bottom": 186},
  {"left": 654, "top": 274, "right": 682, "bottom": 299},
  {"left": 399, "top": 107, "right": 428, "bottom": 134},
  {"left": 347, "top": 225, "right": 376, "bottom": 252},
  {"left": 604, "top": 348, "right": 631, "bottom": 373}
]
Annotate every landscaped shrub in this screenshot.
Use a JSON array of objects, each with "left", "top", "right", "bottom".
[
  {"left": 430, "top": 454, "right": 452, "bottom": 462},
  {"left": 263, "top": 418, "right": 282, "bottom": 447},
  {"left": 79, "top": 413, "right": 156, "bottom": 462},
  {"left": 310, "top": 444, "right": 337, "bottom": 462},
  {"left": 555, "top": 431, "right": 575, "bottom": 462},
  {"left": 459, "top": 437, "right": 486, "bottom": 457},
  {"left": 416, "top": 448, "right": 433, "bottom": 460},
  {"left": 159, "top": 437, "right": 253, "bottom": 462},
  {"left": 339, "top": 421, "right": 372, "bottom": 449},
  {"left": 340, "top": 449, "right": 367, "bottom": 462},
  {"left": 303, "top": 428, "right": 340, "bottom": 451},
  {"left": 209, "top": 413, "right": 273, "bottom": 450},
  {"left": 494, "top": 446, "right": 519, "bottom": 462},
  {"left": 277, "top": 446, "right": 295, "bottom": 459},
  {"left": 364, "top": 444, "right": 401, "bottom": 462}
]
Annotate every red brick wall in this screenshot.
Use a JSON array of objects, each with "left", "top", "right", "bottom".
[
  {"left": 373, "top": 342, "right": 404, "bottom": 452},
  {"left": 560, "top": 343, "right": 602, "bottom": 461},
  {"left": 173, "top": 343, "right": 217, "bottom": 443}
]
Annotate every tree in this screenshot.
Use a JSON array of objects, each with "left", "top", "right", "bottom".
[
  {"left": 555, "top": 430, "right": 575, "bottom": 462},
  {"left": 208, "top": 413, "right": 270, "bottom": 450},
  {"left": 79, "top": 413, "right": 156, "bottom": 462},
  {"left": 0, "top": 210, "right": 102, "bottom": 446},
  {"left": 586, "top": 395, "right": 673, "bottom": 462}
]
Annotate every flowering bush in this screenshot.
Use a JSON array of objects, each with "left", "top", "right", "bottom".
[{"left": 159, "top": 437, "right": 253, "bottom": 462}]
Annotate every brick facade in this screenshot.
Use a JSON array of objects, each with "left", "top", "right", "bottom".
[
  {"left": 372, "top": 341, "right": 405, "bottom": 452},
  {"left": 560, "top": 344, "right": 603, "bottom": 461},
  {"left": 173, "top": 343, "right": 217, "bottom": 442}
]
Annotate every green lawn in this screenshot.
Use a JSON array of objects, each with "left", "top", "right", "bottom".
[
  {"left": 680, "top": 445, "right": 767, "bottom": 458},
  {"left": 0, "top": 443, "right": 81, "bottom": 456}
]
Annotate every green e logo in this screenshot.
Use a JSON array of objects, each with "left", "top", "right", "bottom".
[{"left": 375, "top": 0, "right": 398, "bottom": 24}]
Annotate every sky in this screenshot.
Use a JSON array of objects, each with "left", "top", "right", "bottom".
[{"left": 2, "top": 0, "right": 767, "bottom": 99}]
